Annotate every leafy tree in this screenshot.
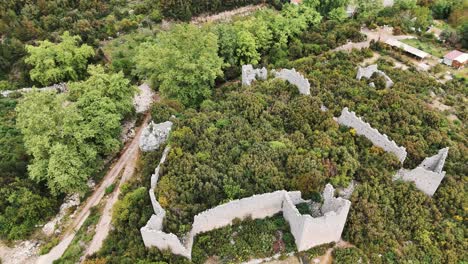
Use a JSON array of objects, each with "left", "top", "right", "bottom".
[
  {"left": 25, "top": 31, "right": 94, "bottom": 86},
  {"left": 459, "top": 21, "right": 468, "bottom": 48},
  {"left": 134, "top": 24, "right": 224, "bottom": 107},
  {"left": 16, "top": 65, "right": 135, "bottom": 194},
  {"left": 328, "top": 7, "right": 348, "bottom": 22}
]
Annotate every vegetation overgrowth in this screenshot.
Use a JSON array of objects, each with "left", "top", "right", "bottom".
[{"left": 0, "top": 1, "right": 466, "bottom": 263}]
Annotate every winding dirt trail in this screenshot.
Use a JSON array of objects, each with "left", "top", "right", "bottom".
[{"left": 36, "top": 114, "right": 151, "bottom": 264}]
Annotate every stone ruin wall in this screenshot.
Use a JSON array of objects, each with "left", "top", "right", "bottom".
[
  {"left": 274, "top": 68, "right": 311, "bottom": 95},
  {"left": 190, "top": 191, "right": 303, "bottom": 235},
  {"left": 241, "top": 65, "right": 311, "bottom": 96},
  {"left": 336, "top": 107, "right": 407, "bottom": 163},
  {"left": 141, "top": 145, "right": 192, "bottom": 258},
  {"left": 356, "top": 64, "right": 394, "bottom": 88},
  {"left": 141, "top": 153, "right": 351, "bottom": 260},
  {"left": 283, "top": 184, "right": 351, "bottom": 251},
  {"left": 242, "top": 64, "right": 267, "bottom": 86},
  {"left": 395, "top": 148, "right": 449, "bottom": 196},
  {"left": 1, "top": 83, "right": 67, "bottom": 97}
]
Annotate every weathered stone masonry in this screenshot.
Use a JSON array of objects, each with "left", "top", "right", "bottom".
[
  {"left": 394, "top": 147, "right": 449, "bottom": 196},
  {"left": 242, "top": 64, "right": 267, "bottom": 86},
  {"left": 336, "top": 107, "right": 407, "bottom": 163},
  {"left": 273, "top": 68, "right": 311, "bottom": 95},
  {"left": 356, "top": 64, "right": 394, "bottom": 88},
  {"left": 139, "top": 121, "right": 173, "bottom": 152},
  {"left": 241, "top": 65, "right": 311, "bottom": 96},
  {"left": 139, "top": 120, "right": 351, "bottom": 259}
]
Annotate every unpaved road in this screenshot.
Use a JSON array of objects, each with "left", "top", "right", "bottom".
[
  {"left": 83, "top": 145, "right": 139, "bottom": 258},
  {"left": 36, "top": 114, "right": 151, "bottom": 264}
]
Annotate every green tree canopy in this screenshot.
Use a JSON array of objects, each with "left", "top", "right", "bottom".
[
  {"left": 134, "top": 24, "right": 224, "bottom": 107},
  {"left": 25, "top": 31, "right": 94, "bottom": 86},
  {"left": 16, "top": 65, "right": 135, "bottom": 195}
]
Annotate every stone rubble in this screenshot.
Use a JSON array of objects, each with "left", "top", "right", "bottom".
[
  {"left": 139, "top": 121, "right": 173, "bottom": 152},
  {"left": 242, "top": 64, "right": 268, "bottom": 86},
  {"left": 1, "top": 83, "right": 67, "bottom": 97},
  {"left": 356, "top": 64, "right": 394, "bottom": 88},
  {"left": 42, "top": 193, "right": 80, "bottom": 236},
  {"left": 133, "top": 83, "right": 155, "bottom": 113}
]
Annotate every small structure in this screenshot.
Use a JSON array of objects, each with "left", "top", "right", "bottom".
[
  {"left": 394, "top": 148, "right": 449, "bottom": 196},
  {"left": 139, "top": 121, "right": 173, "bottom": 152},
  {"left": 242, "top": 64, "right": 267, "bottom": 86},
  {"left": 356, "top": 64, "right": 394, "bottom": 88},
  {"left": 384, "top": 38, "right": 430, "bottom": 60},
  {"left": 274, "top": 68, "right": 311, "bottom": 95},
  {"left": 443, "top": 50, "right": 468, "bottom": 69},
  {"left": 290, "top": 0, "right": 302, "bottom": 4}
]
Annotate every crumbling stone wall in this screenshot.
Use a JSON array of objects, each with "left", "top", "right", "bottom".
[
  {"left": 336, "top": 107, "right": 407, "bottom": 163},
  {"left": 283, "top": 184, "right": 351, "bottom": 251},
  {"left": 140, "top": 145, "right": 192, "bottom": 257},
  {"left": 242, "top": 64, "right": 267, "bottom": 86},
  {"left": 139, "top": 121, "right": 173, "bottom": 152},
  {"left": 142, "top": 180, "right": 351, "bottom": 258},
  {"left": 1, "top": 83, "right": 67, "bottom": 97},
  {"left": 274, "top": 68, "right": 311, "bottom": 95},
  {"left": 356, "top": 64, "right": 394, "bottom": 88},
  {"left": 394, "top": 148, "right": 449, "bottom": 196}
]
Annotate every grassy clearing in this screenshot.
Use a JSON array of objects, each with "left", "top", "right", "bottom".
[{"left": 400, "top": 38, "right": 450, "bottom": 58}]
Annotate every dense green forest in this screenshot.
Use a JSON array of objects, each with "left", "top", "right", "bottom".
[{"left": 0, "top": 0, "right": 467, "bottom": 263}]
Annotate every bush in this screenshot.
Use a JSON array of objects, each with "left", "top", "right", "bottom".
[{"left": 150, "top": 102, "right": 177, "bottom": 123}]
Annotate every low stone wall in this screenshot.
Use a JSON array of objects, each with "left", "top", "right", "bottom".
[
  {"left": 336, "top": 107, "right": 407, "bottom": 163},
  {"left": 394, "top": 148, "right": 449, "bottom": 196},
  {"left": 1, "top": 83, "right": 67, "bottom": 97},
  {"left": 274, "top": 68, "right": 310, "bottom": 95}
]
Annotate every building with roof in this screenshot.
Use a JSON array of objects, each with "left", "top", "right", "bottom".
[
  {"left": 384, "top": 38, "right": 430, "bottom": 60},
  {"left": 443, "top": 50, "right": 468, "bottom": 68}
]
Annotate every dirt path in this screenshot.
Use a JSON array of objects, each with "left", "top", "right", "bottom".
[
  {"left": 334, "top": 26, "right": 414, "bottom": 52},
  {"left": 83, "top": 147, "right": 139, "bottom": 258},
  {"left": 191, "top": 4, "right": 265, "bottom": 25},
  {"left": 36, "top": 114, "right": 151, "bottom": 264}
]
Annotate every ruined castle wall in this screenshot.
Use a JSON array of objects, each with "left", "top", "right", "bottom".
[
  {"left": 274, "top": 69, "right": 311, "bottom": 95},
  {"left": 394, "top": 148, "right": 448, "bottom": 196},
  {"left": 141, "top": 226, "right": 191, "bottom": 258},
  {"left": 1, "top": 83, "right": 67, "bottom": 97},
  {"left": 397, "top": 168, "right": 445, "bottom": 196},
  {"left": 282, "top": 193, "right": 307, "bottom": 249},
  {"left": 191, "top": 191, "right": 302, "bottom": 235},
  {"left": 282, "top": 184, "right": 351, "bottom": 251},
  {"left": 337, "top": 107, "right": 407, "bottom": 163}
]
